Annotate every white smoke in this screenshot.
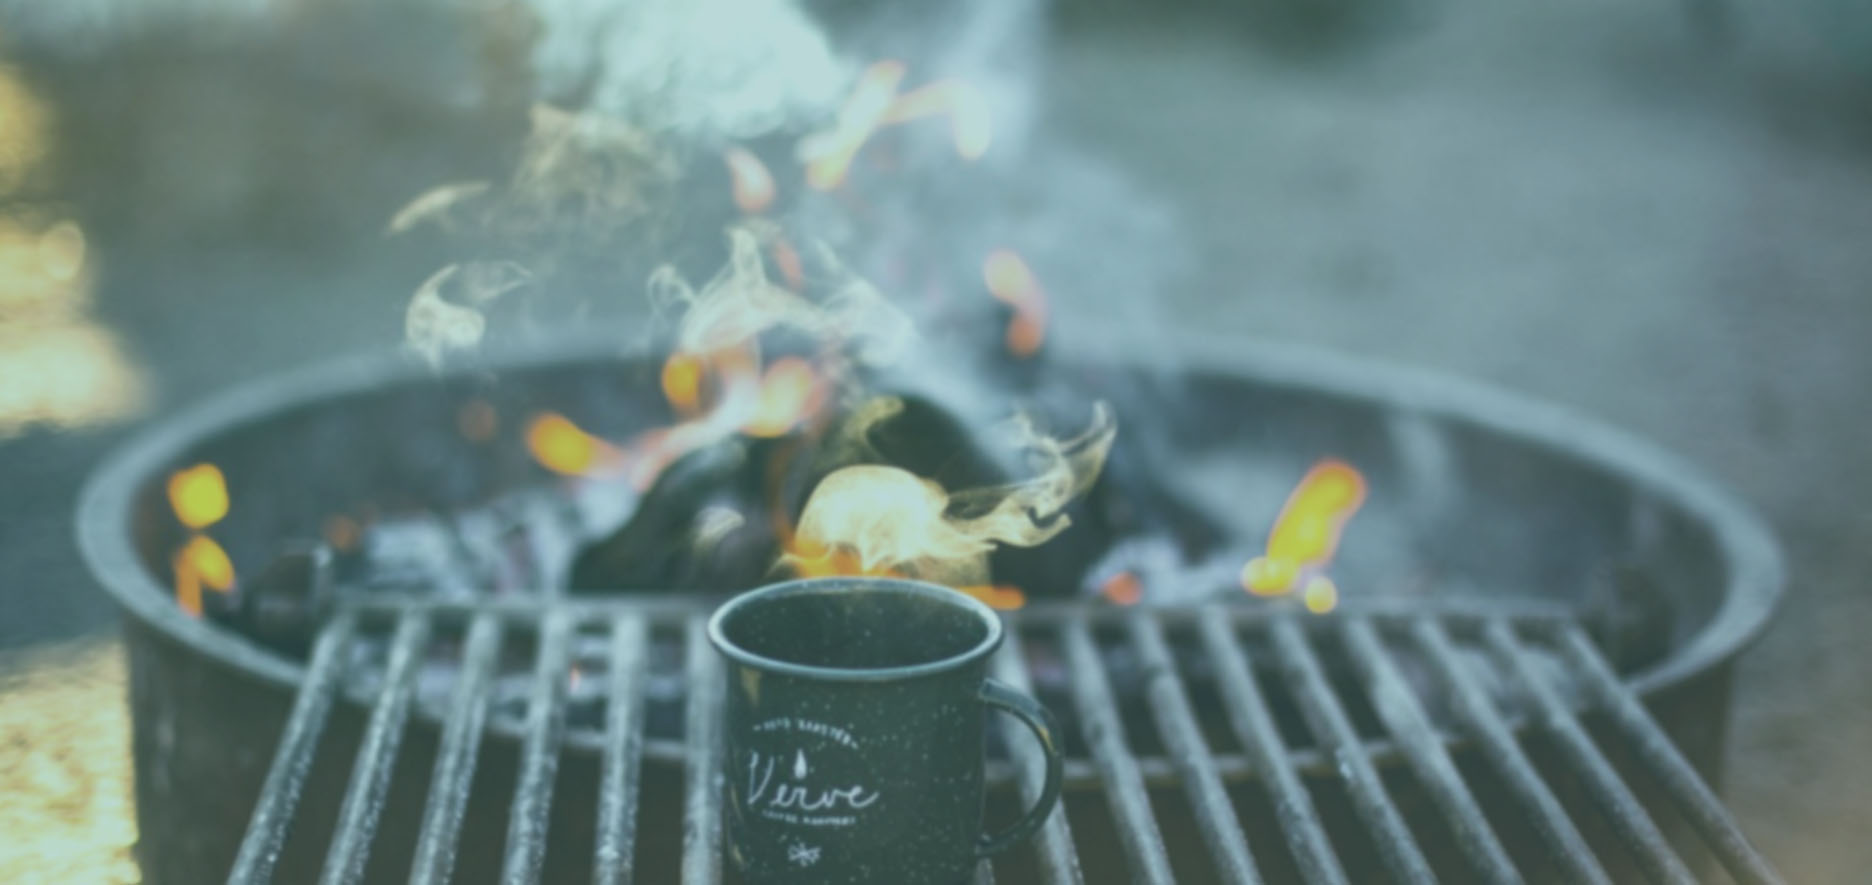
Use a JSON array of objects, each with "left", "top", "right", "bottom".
[{"left": 529, "top": 0, "right": 850, "bottom": 141}]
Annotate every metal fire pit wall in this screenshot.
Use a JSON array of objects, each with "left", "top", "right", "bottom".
[
  {"left": 74, "top": 334, "right": 1787, "bottom": 884},
  {"left": 224, "top": 597, "right": 1780, "bottom": 885}
]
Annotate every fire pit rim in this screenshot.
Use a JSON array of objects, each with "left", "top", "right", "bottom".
[{"left": 74, "top": 331, "right": 1783, "bottom": 770}]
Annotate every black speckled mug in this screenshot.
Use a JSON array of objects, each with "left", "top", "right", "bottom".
[{"left": 708, "top": 577, "right": 1064, "bottom": 884}]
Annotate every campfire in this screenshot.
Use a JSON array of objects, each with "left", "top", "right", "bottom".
[
  {"left": 160, "top": 56, "right": 1371, "bottom": 632},
  {"left": 65, "top": 6, "right": 1786, "bottom": 885}
]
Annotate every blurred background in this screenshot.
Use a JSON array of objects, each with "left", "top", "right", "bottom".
[{"left": 1, "top": 0, "right": 1869, "bottom": 880}]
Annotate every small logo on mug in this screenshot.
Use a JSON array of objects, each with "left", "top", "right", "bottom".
[
  {"left": 745, "top": 717, "right": 880, "bottom": 828},
  {"left": 785, "top": 841, "right": 823, "bottom": 867}
]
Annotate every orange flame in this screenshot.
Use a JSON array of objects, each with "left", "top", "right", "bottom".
[
  {"left": 724, "top": 147, "right": 776, "bottom": 214},
  {"left": 324, "top": 515, "right": 362, "bottom": 553},
  {"left": 769, "top": 238, "right": 806, "bottom": 291},
  {"left": 1241, "top": 459, "right": 1367, "bottom": 598},
  {"left": 800, "top": 60, "right": 993, "bottom": 191},
  {"left": 883, "top": 80, "right": 993, "bottom": 160},
  {"left": 784, "top": 541, "right": 1027, "bottom": 610},
  {"left": 167, "top": 463, "right": 229, "bottom": 530},
  {"left": 982, "top": 249, "right": 1047, "bottom": 358},
  {"left": 741, "top": 357, "right": 821, "bottom": 438},
  {"left": 958, "top": 584, "right": 1027, "bottom": 611},
  {"left": 785, "top": 541, "right": 882, "bottom": 580},
  {"left": 172, "top": 534, "right": 235, "bottom": 618},
  {"left": 525, "top": 412, "right": 625, "bottom": 477},
  {"left": 1101, "top": 571, "right": 1143, "bottom": 606}
]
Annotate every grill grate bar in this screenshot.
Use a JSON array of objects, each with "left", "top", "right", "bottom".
[
  {"left": 409, "top": 611, "right": 505, "bottom": 884},
  {"left": 593, "top": 614, "right": 651, "bottom": 885},
  {"left": 1268, "top": 617, "right": 1438, "bottom": 884},
  {"left": 1410, "top": 618, "right": 1613, "bottom": 885},
  {"left": 227, "top": 597, "right": 1782, "bottom": 884},
  {"left": 1341, "top": 617, "right": 1523, "bottom": 885},
  {"left": 320, "top": 612, "right": 432, "bottom": 885},
  {"left": 501, "top": 611, "right": 576, "bottom": 885},
  {"left": 1129, "top": 614, "right": 1262, "bottom": 883},
  {"left": 1197, "top": 614, "right": 1350, "bottom": 885},
  {"left": 681, "top": 615, "right": 725, "bottom": 885},
  {"left": 1061, "top": 618, "right": 1177, "bottom": 885},
  {"left": 1482, "top": 620, "right": 1697, "bottom": 885},
  {"left": 1553, "top": 624, "right": 1784, "bottom": 885},
  {"left": 229, "top": 610, "right": 358, "bottom": 884},
  {"left": 992, "top": 630, "right": 1085, "bottom": 885}
]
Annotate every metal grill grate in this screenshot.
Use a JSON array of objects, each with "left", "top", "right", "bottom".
[{"left": 224, "top": 599, "right": 1781, "bottom": 885}]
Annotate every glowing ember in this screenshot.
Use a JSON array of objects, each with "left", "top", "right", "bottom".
[
  {"left": 959, "top": 584, "right": 1026, "bottom": 611},
  {"left": 982, "top": 249, "right": 1047, "bottom": 358},
  {"left": 661, "top": 352, "right": 705, "bottom": 415},
  {"left": 324, "top": 516, "right": 362, "bottom": 553},
  {"left": 457, "top": 399, "right": 498, "bottom": 442},
  {"left": 166, "top": 463, "right": 228, "bottom": 530},
  {"left": 1241, "top": 458, "right": 1367, "bottom": 600},
  {"left": 724, "top": 147, "right": 776, "bottom": 214},
  {"left": 741, "top": 357, "right": 820, "bottom": 438},
  {"left": 1101, "top": 571, "right": 1143, "bottom": 606},
  {"left": 525, "top": 412, "right": 624, "bottom": 477},
  {"left": 171, "top": 534, "right": 235, "bottom": 618},
  {"left": 799, "top": 60, "right": 993, "bottom": 191}
]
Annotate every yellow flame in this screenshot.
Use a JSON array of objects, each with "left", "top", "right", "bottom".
[
  {"left": 742, "top": 357, "right": 820, "bottom": 438},
  {"left": 1240, "top": 556, "right": 1298, "bottom": 598},
  {"left": 784, "top": 400, "right": 1115, "bottom": 587},
  {"left": 982, "top": 249, "right": 1047, "bottom": 358},
  {"left": 724, "top": 147, "right": 777, "bottom": 214},
  {"left": 1242, "top": 459, "right": 1367, "bottom": 597},
  {"left": 661, "top": 352, "right": 706, "bottom": 415},
  {"left": 171, "top": 535, "right": 235, "bottom": 618},
  {"left": 167, "top": 464, "right": 229, "bottom": 530},
  {"left": 526, "top": 412, "right": 624, "bottom": 477},
  {"left": 183, "top": 535, "right": 236, "bottom": 592},
  {"left": 1303, "top": 576, "right": 1339, "bottom": 614}
]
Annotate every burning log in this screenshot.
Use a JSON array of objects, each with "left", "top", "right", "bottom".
[
  {"left": 566, "top": 437, "right": 784, "bottom": 592},
  {"left": 202, "top": 541, "right": 335, "bottom": 657}
]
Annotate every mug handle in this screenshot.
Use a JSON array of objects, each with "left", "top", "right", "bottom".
[{"left": 975, "top": 678, "right": 1065, "bottom": 857}]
